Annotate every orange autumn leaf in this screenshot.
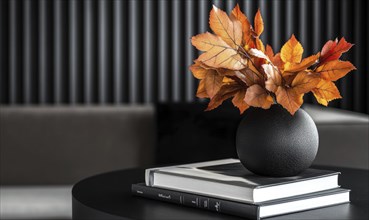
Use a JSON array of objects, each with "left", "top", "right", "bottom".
[
  {"left": 312, "top": 80, "right": 342, "bottom": 106},
  {"left": 254, "top": 9, "right": 264, "bottom": 37},
  {"left": 265, "top": 45, "right": 274, "bottom": 60},
  {"left": 315, "top": 60, "right": 356, "bottom": 81},
  {"left": 255, "top": 38, "right": 265, "bottom": 52},
  {"left": 260, "top": 45, "right": 285, "bottom": 69},
  {"left": 210, "top": 5, "right": 242, "bottom": 49},
  {"left": 272, "top": 53, "right": 284, "bottom": 69},
  {"left": 191, "top": 32, "right": 247, "bottom": 70},
  {"left": 232, "top": 89, "right": 249, "bottom": 114},
  {"left": 276, "top": 71, "right": 320, "bottom": 114},
  {"left": 230, "top": 4, "right": 252, "bottom": 47},
  {"left": 189, "top": 62, "right": 208, "bottom": 79},
  {"left": 206, "top": 82, "right": 244, "bottom": 111},
  {"left": 276, "top": 87, "right": 304, "bottom": 115},
  {"left": 320, "top": 37, "right": 353, "bottom": 65},
  {"left": 204, "top": 70, "right": 223, "bottom": 98},
  {"left": 290, "top": 71, "right": 320, "bottom": 94},
  {"left": 190, "top": 4, "right": 355, "bottom": 115},
  {"left": 281, "top": 34, "right": 304, "bottom": 63},
  {"left": 196, "top": 79, "right": 208, "bottom": 98},
  {"left": 244, "top": 84, "right": 273, "bottom": 109},
  {"left": 284, "top": 53, "right": 320, "bottom": 73}
]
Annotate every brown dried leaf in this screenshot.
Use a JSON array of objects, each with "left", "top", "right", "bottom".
[
  {"left": 232, "top": 89, "right": 249, "bottom": 114},
  {"left": 210, "top": 5, "right": 243, "bottom": 49},
  {"left": 204, "top": 70, "right": 223, "bottom": 98},
  {"left": 244, "top": 84, "right": 273, "bottom": 109},
  {"left": 191, "top": 32, "right": 247, "bottom": 70}
]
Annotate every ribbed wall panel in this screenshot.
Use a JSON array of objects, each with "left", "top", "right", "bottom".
[
  {"left": 69, "top": 0, "right": 82, "bottom": 104},
  {"left": 242, "top": 0, "right": 253, "bottom": 21},
  {"left": 158, "top": 0, "right": 169, "bottom": 102},
  {"left": 84, "top": 0, "right": 96, "bottom": 104},
  {"left": 171, "top": 0, "right": 181, "bottom": 102},
  {"left": 258, "top": 0, "right": 268, "bottom": 44},
  {"left": 113, "top": 0, "right": 127, "bottom": 104},
  {"left": 272, "top": 0, "right": 282, "bottom": 50},
  {"left": 128, "top": 0, "right": 141, "bottom": 103},
  {"left": 38, "top": 0, "right": 49, "bottom": 104},
  {"left": 0, "top": 0, "right": 367, "bottom": 114},
  {"left": 185, "top": 0, "right": 195, "bottom": 102},
  {"left": 0, "top": 0, "right": 9, "bottom": 103},
  {"left": 212, "top": 0, "right": 224, "bottom": 9},
  {"left": 285, "top": 0, "right": 294, "bottom": 40},
  {"left": 340, "top": 0, "right": 352, "bottom": 110},
  {"left": 353, "top": 0, "right": 364, "bottom": 112},
  {"left": 53, "top": 0, "right": 67, "bottom": 104},
  {"left": 198, "top": 0, "right": 209, "bottom": 38},
  {"left": 143, "top": 0, "right": 155, "bottom": 103},
  {"left": 366, "top": 0, "right": 369, "bottom": 113},
  {"left": 226, "top": 0, "right": 236, "bottom": 13},
  {"left": 23, "top": 0, "right": 33, "bottom": 104},
  {"left": 98, "top": 0, "right": 112, "bottom": 104}
]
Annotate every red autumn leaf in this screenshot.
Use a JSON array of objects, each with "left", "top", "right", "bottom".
[{"left": 319, "top": 37, "right": 353, "bottom": 65}]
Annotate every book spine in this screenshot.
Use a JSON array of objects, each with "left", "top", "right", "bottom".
[{"left": 131, "top": 184, "right": 259, "bottom": 219}]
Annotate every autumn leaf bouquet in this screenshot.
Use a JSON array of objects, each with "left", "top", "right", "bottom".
[{"left": 190, "top": 5, "right": 355, "bottom": 115}]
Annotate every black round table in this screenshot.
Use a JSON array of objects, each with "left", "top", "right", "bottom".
[{"left": 72, "top": 166, "right": 369, "bottom": 220}]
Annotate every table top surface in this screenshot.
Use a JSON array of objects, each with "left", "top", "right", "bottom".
[{"left": 72, "top": 166, "right": 369, "bottom": 220}]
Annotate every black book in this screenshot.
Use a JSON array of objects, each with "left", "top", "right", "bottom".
[{"left": 132, "top": 183, "right": 350, "bottom": 220}]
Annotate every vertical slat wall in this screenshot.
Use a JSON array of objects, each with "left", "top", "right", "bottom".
[{"left": 0, "top": 0, "right": 368, "bottom": 114}]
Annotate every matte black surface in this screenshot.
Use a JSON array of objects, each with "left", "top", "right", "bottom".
[
  {"left": 156, "top": 102, "right": 241, "bottom": 165},
  {"left": 236, "top": 105, "right": 319, "bottom": 177},
  {"left": 72, "top": 166, "right": 369, "bottom": 220}
]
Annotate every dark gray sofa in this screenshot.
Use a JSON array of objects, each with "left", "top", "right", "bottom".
[
  {"left": 0, "top": 104, "right": 368, "bottom": 219},
  {"left": 0, "top": 106, "right": 156, "bottom": 220}
]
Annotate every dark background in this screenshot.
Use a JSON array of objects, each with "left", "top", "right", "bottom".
[{"left": 0, "top": 0, "right": 368, "bottom": 114}]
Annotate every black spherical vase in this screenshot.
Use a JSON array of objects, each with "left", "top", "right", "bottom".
[{"left": 236, "top": 104, "right": 319, "bottom": 177}]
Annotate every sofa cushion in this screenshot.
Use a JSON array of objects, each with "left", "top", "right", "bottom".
[
  {"left": 0, "top": 106, "right": 156, "bottom": 185},
  {"left": 303, "top": 105, "right": 369, "bottom": 169}
]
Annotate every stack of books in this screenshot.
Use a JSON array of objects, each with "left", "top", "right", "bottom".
[{"left": 132, "top": 159, "right": 350, "bottom": 219}]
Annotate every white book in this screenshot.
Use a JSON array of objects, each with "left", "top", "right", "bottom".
[{"left": 145, "top": 159, "right": 340, "bottom": 203}]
